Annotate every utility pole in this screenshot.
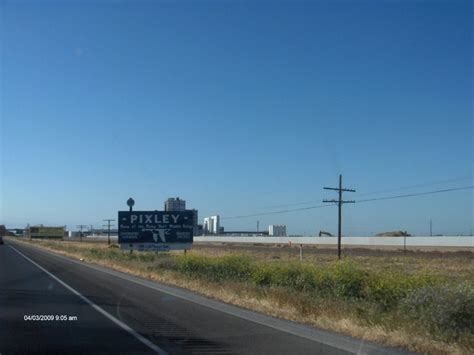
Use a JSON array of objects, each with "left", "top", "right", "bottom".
[
  {"left": 77, "top": 225, "right": 88, "bottom": 242},
  {"left": 323, "top": 174, "right": 355, "bottom": 259},
  {"left": 103, "top": 219, "right": 115, "bottom": 245},
  {"left": 430, "top": 219, "right": 433, "bottom": 236},
  {"left": 257, "top": 220, "right": 259, "bottom": 233}
]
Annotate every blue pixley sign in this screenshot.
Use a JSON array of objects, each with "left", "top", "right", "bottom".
[{"left": 118, "top": 211, "right": 194, "bottom": 251}]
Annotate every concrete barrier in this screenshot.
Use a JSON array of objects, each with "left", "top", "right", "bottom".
[
  {"left": 61, "top": 235, "right": 473, "bottom": 248},
  {"left": 194, "top": 236, "right": 473, "bottom": 247}
]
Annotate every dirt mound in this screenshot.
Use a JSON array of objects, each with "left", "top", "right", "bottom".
[{"left": 376, "top": 230, "right": 411, "bottom": 237}]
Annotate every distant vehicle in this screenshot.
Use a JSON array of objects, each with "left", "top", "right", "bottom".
[{"left": 0, "top": 236, "right": 4, "bottom": 245}]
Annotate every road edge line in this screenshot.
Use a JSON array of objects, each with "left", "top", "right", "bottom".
[
  {"left": 8, "top": 239, "right": 408, "bottom": 354},
  {"left": 8, "top": 244, "right": 167, "bottom": 355}
]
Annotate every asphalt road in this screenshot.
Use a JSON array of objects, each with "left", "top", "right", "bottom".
[{"left": 0, "top": 240, "right": 410, "bottom": 354}]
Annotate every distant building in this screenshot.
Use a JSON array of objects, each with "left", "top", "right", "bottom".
[
  {"left": 93, "top": 229, "right": 118, "bottom": 236},
  {"left": 203, "top": 215, "right": 220, "bottom": 234},
  {"left": 8, "top": 229, "right": 25, "bottom": 236},
  {"left": 191, "top": 209, "right": 199, "bottom": 236},
  {"left": 195, "top": 224, "right": 203, "bottom": 236},
  {"left": 0, "top": 225, "right": 14, "bottom": 236},
  {"left": 268, "top": 225, "right": 287, "bottom": 236},
  {"left": 25, "top": 226, "right": 65, "bottom": 239},
  {"left": 164, "top": 197, "right": 186, "bottom": 211},
  {"left": 164, "top": 198, "right": 200, "bottom": 236}
]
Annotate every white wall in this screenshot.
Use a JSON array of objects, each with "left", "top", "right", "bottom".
[
  {"left": 193, "top": 236, "right": 473, "bottom": 247},
  {"left": 68, "top": 235, "right": 473, "bottom": 247}
]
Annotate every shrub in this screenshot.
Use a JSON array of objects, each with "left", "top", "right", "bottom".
[
  {"left": 278, "top": 263, "right": 318, "bottom": 292},
  {"left": 177, "top": 255, "right": 254, "bottom": 283},
  {"left": 251, "top": 263, "right": 317, "bottom": 292},
  {"left": 148, "top": 257, "right": 179, "bottom": 271},
  {"left": 327, "top": 262, "right": 368, "bottom": 299},
  {"left": 218, "top": 255, "right": 254, "bottom": 281},
  {"left": 178, "top": 254, "right": 212, "bottom": 276},
  {"left": 250, "top": 263, "right": 274, "bottom": 286},
  {"left": 400, "top": 282, "right": 474, "bottom": 341},
  {"left": 365, "top": 273, "right": 439, "bottom": 310}
]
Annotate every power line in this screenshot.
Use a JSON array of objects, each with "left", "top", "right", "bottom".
[
  {"left": 257, "top": 199, "right": 326, "bottom": 209},
  {"left": 355, "top": 186, "right": 473, "bottom": 203},
  {"left": 221, "top": 185, "right": 473, "bottom": 220},
  {"left": 354, "top": 176, "right": 474, "bottom": 198},
  {"left": 246, "top": 175, "right": 474, "bottom": 210},
  {"left": 221, "top": 203, "right": 334, "bottom": 220}
]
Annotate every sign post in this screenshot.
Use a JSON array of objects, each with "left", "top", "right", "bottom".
[{"left": 127, "top": 198, "right": 135, "bottom": 212}]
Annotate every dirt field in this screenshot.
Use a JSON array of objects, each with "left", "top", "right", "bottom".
[{"left": 193, "top": 241, "right": 473, "bottom": 257}]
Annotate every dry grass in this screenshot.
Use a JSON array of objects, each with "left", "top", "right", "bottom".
[
  {"left": 9, "top": 237, "right": 473, "bottom": 354},
  {"left": 190, "top": 244, "right": 473, "bottom": 282}
]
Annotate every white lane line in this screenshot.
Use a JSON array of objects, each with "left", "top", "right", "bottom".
[
  {"left": 10, "top": 241, "right": 400, "bottom": 354},
  {"left": 9, "top": 245, "right": 167, "bottom": 355}
]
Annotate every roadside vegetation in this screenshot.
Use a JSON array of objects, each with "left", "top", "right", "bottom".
[{"left": 10, "top": 238, "right": 473, "bottom": 354}]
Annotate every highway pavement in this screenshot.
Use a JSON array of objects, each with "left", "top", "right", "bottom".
[{"left": 0, "top": 240, "right": 411, "bottom": 354}]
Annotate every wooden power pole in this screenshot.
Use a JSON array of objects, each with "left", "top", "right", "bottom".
[
  {"left": 103, "top": 219, "right": 115, "bottom": 245},
  {"left": 323, "top": 174, "right": 355, "bottom": 259},
  {"left": 77, "top": 225, "right": 88, "bottom": 242}
]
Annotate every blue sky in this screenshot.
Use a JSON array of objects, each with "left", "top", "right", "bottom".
[{"left": 1, "top": 0, "right": 472, "bottom": 235}]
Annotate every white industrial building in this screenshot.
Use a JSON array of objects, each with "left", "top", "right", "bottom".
[
  {"left": 268, "top": 225, "right": 287, "bottom": 236},
  {"left": 203, "top": 215, "right": 220, "bottom": 234}
]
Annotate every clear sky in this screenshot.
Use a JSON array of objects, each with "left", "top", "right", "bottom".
[{"left": 1, "top": 0, "right": 472, "bottom": 235}]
